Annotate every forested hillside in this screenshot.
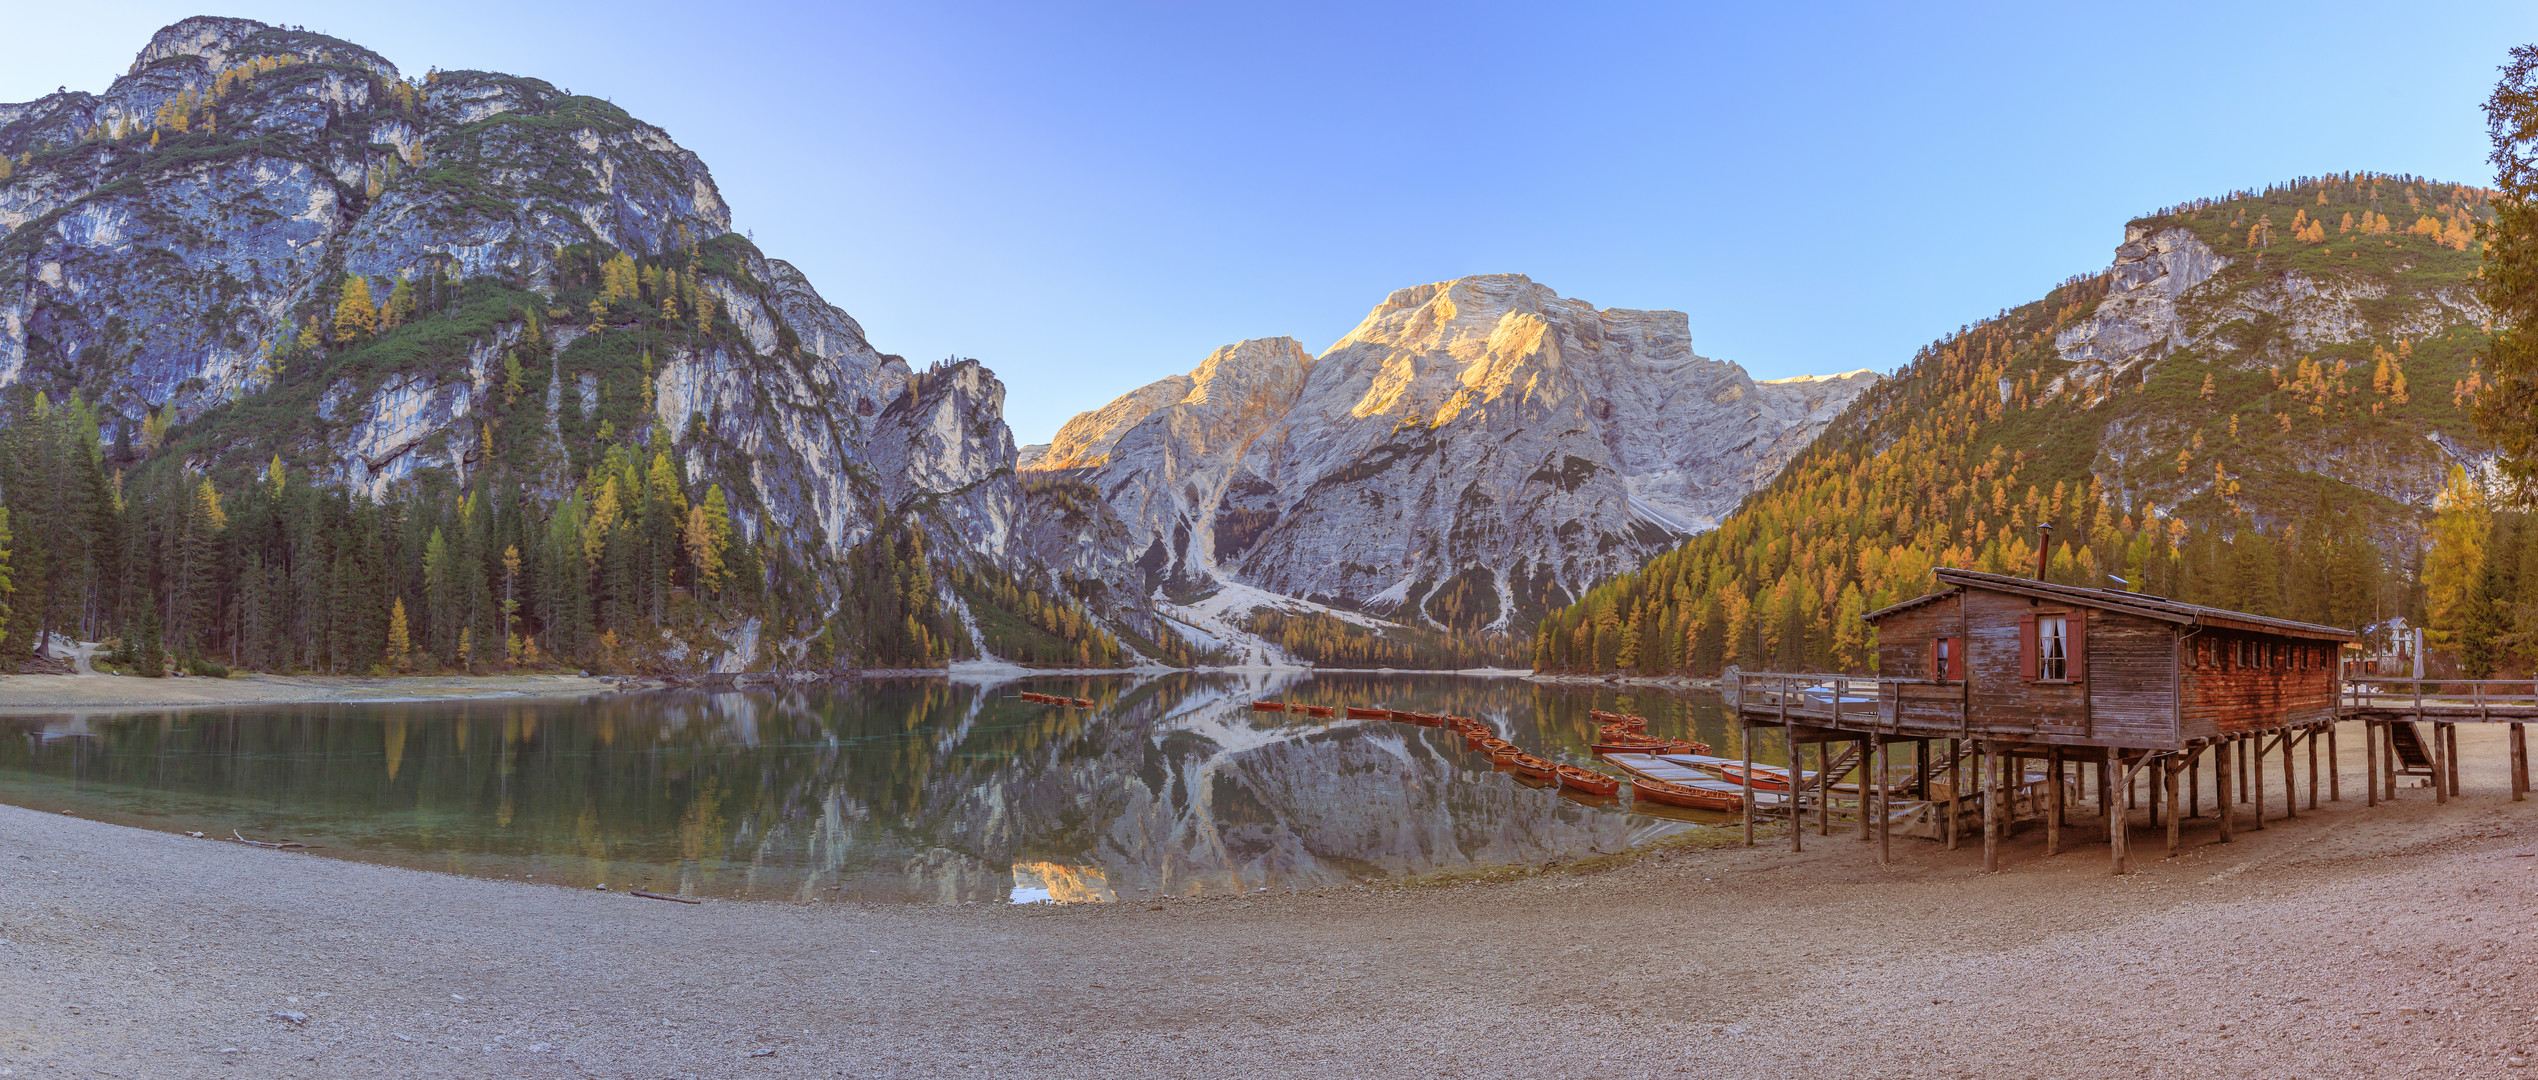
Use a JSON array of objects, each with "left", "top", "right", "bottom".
[
  {"left": 0, "top": 17, "right": 1147, "bottom": 674},
  {"left": 1535, "top": 173, "right": 2498, "bottom": 676}
]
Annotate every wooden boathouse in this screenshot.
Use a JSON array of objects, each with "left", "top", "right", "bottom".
[{"left": 1722, "top": 558, "right": 2538, "bottom": 874}]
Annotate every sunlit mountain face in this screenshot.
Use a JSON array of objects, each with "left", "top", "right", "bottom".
[{"left": 0, "top": 675, "right": 1773, "bottom": 901}]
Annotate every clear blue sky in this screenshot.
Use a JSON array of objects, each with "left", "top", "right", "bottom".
[{"left": 10, "top": 2, "right": 2538, "bottom": 444}]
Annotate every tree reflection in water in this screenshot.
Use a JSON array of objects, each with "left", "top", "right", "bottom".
[{"left": 0, "top": 674, "right": 1767, "bottom": 902}]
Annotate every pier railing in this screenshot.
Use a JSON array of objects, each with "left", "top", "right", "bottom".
[{"left": 2339, "top": 677, "right": 2538, "bottom": 722}]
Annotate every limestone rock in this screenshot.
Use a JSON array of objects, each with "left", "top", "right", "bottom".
[{"left": 1027, "top": 275, "right": 1875, "bottom": 631}]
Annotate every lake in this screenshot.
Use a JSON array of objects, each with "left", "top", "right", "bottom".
[{"left": 0, "top": 674, "right": 1784, "bottom": 903}]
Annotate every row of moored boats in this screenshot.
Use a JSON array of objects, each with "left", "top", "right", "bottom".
[{"left": 1246, "top": 701, "right": 1798, "bottom": 812}]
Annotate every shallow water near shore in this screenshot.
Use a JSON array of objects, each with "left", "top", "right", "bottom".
[{"left": 0, "top": 674, "right": 1787, "bottom": 902}]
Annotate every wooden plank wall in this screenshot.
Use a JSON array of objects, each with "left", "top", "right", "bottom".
[
  {"left": 2083, "top": 607, "right": 2178, "bottom": 745},
  {"left": 2180, "top": 633, "right": 2340, "bottom": 740},
  {"left": 1872, "top": 586, "right": 2179, "bottom": 747},
  {"left": 1964, "top": 590, "right": 2086, "bottom": 731}
]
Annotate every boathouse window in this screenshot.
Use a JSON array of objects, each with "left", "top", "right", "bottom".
[
  {"left": 2038, "top": 616, "right": 2069, "bottom": 680},
  {"left": 1931, "top": 637, "right": 1961, "bottom": 681},
  {"left": 2018, "top": 611, "right": 2082, "bottom": 682}
]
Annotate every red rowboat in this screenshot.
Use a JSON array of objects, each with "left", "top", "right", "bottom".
[
  {"left": 1300, "top": 705, "right": 1335, "bottom": 718},
  {"left": 1476, "top": 737, "right": 1518, "bottom": 760},
  {"left": 1555, "top": 765, "right": 1620, "bottom": 797},
  {"left": 1631, "top": 776, "right": 1745, "bottom": 811},
  {"left": 1345, "top": 706, "right": 1389, "bottom": 720},
  {"left": 1506, "top": 753, "right": 1559, "bottom": 781},
  {"left": 1710, "top": 761, "right": 1794, "bottom": 791},
  {"left": 1251, "top": 701, "right": 1287, "bottom": 712}
]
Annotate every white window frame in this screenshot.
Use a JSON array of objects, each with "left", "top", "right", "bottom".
[{"left": 2038, "top": 615, "right": 2069, "bottom": 681}]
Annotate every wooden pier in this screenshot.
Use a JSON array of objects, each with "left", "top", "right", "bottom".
[{"left": 1714, "top": 563, "right": 2537, "bottom": 874}]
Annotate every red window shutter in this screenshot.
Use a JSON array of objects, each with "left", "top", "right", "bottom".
[
  {"left": 1949, "top": 638, "right": 1964, "bottom": 681},
  {"left": 2019, "top": 614, "right": 2038, "bottom": 680},
  {"left": 2068, "top": 610, "right": 2086, "bottom": 682}
]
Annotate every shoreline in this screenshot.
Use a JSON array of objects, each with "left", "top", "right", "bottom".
[
  {"left": 0, "top": 672, "right": 619, "bottom": 713},
  {"left": 0, "top": 721, "right": 2523, "bottom": 1076},
  {"left": 0, "top": 665, "right": 1716, "bottom": 713}
]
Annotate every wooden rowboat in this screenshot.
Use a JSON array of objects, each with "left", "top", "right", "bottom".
[
  {"left": 1631, "top": 776, "right": 1746, "bottom": 811},
  {"left": 1251, "top": 701, "right": 1287, "bottom": 712},
  {"left": 1708, "top": 761, "right": 1793, "bottom": 791},
  {"left": 1476, "top": 737, "right": 1518, "bottom": 759},
  {"left": 1300, "top": 705, "right": 1335, "bottom": 718},
  {"left": 1345, "top": 706, "right": 1389, "bottom": 720},
  {"left": 1506, "top": 753, "right": 1559, "bottom": 781},
  {"left": 1555, "top": 765, "right": 1620, "bottom": 797}
]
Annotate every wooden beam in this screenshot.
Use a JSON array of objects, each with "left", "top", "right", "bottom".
[
  {"left": 2165, "top": 755, "right": 2180, "bottom": 855},
  {"left": 2046, "top": 747, "right": 2064, "bottom": 857},
  {"left": 2308, "top": 725, "right": 2320, "bottom": 811},
  {"left": 2190, "top": 745, "right": 2201, "bottom": 818},
  {"left": 2329, "top": 724, "right": 2340, "bottom": 803},
  {"left": 2362, "top": 719, "right": 2373, "bottom": 804},
  {"left": 2436, "top": 720, "right": 2456, "bottom": 796},
  {"left": 1946, "top": 738, "right": 1961, "bottom": 852},
  {"left": 1983, "top": 746, "right": 2000, "bottom": 874},
  {"left": 2433, "top": 722, "right": 2448, "bottom": 807},
  {"left": 1877, "top": 737, "right": 1892, "bottom": 867},
  {"left": 2284, "top": 729, "right": 2297, "bottom": 820},
  {"left": 1741, "top": 717, "right": 1754, "bottom": 846},
  {"left": 2253, "top": 732, "right": 2267, "bottom": 830},
  {"left": 1856, "top": 737, "right": 1872, "bottom": 843},
  {"left": 2216, "top": 738, "right": 2235, "bottom": 843},
  {"left": 2513, "top": 723, "right": 2529, "bottom": 803}
]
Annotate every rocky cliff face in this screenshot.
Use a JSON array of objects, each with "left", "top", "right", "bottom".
[
  {"left": 1023, "top": 275, "right": 1874, "bottom": 633},
  {"left": 0, "top": 17, "right": 1026, "bottom": 648},
  {"left": 2045, "top": 210, "right": 2491, "bottom": 525}
]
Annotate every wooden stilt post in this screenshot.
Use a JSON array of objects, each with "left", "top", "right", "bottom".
[
  {"left": 2513, "top": 723, "right": 2528, "bottom": 802},
  {"left": 2165, "top": 756, "right": 2180, "bottom": 854},
  {"left": 2436, "top": 720, "right": 2456, "bottom": 796},
  {"left": 1877, "top": 738, "right": 1891, "bottom": 867},
  {"left": 2375, "top": 720, "right": 2395, "bottom": 796},
  {"left": 1789, "top": 722, "right": 1803, "bottom": 854},
  {"left": 2146, "top": 748, "right": 2160, "bottom": 826},
  {"left": 1740, "top": 717, "right": 1754, "bottom": 846},
  {"left": 2308, "top": 726, "right": 2320, "bottom": 811},
  {"left": 2329, "top": 724, "right": 2341, "bottom": 803},
  {"left": 1856, "top": 737, "right": 1872, "bottom": 842},
  {"left": 1946, "top": 738, "right": 1961, "bottom": 852},
  {"left": 2433, "top": 722, "right": 2448, "bottom": 806},
  {"left": 1817, "top": 740, "right": 1832, "bottom": 837},
  {"left": 2238, "top": 735, "right": 2250, "bottom": 803},
  {"left": 2046, "top": 747, "right": 2063, "bottom": 857},
  {"left": 1982, "top": 746, "right": 2000, "bottom": 874},
  {"left": 2284, "top": 731, "right": 2297, "bottom": 820},
  {"left": 2190, "top": 746, "right": 2202, "bottom": 818},
  {"left": 2096, "top": 757, "right": 2110, "bottom": 834},
  {"left": 2263, "top": 740, "right": 2284, "bottom": 831},
  {"left": 2216, "top": 738, "right": 2235, "bottom": 843},
  {"left": 2362, "top": 722, "right": 2374, "bottom": 807},
  {"left": 2109, "top": 751, "right": 2130, "bottom": 875}
]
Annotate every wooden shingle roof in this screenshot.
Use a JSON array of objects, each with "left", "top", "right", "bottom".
[{"left": 1862, "top": 567, "right": 2354, "bottom": 642}]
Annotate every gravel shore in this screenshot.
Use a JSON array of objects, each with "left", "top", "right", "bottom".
[
  {"left": 3, "top": 719, "right": 2533, "bottom": 1078},
  {"left": 0, "top": 673, "right": 615, "bottom": 713}
]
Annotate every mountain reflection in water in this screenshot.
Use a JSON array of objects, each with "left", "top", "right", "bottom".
[{"left": 0, "top": 674, "right": 1780, "bottom": 902}]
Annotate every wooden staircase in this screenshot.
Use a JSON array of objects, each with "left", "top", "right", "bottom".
[{"left": 2388, "top": 721, "right": 2439, "bottom": 780}]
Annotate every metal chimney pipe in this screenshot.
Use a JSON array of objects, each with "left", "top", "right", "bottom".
[{"left": 2035, "top": 523, "right": 2053, "bottom": 581}]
